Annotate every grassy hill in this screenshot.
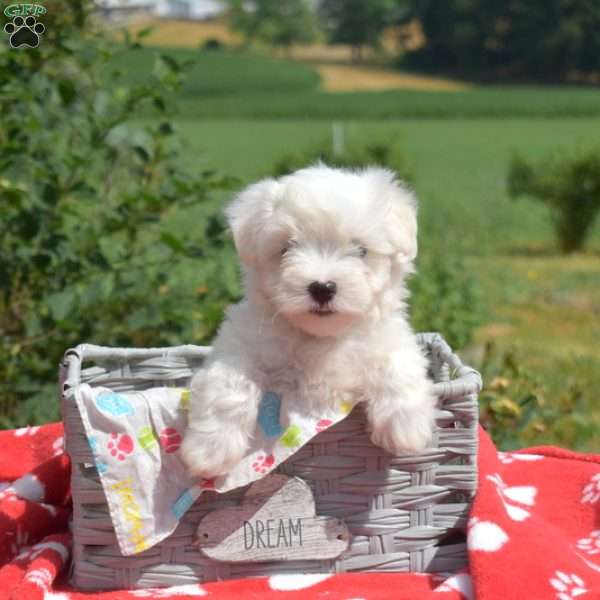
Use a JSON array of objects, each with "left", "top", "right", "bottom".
[{"left": 114, "top": 47, "right": 600, "bottom": 119}]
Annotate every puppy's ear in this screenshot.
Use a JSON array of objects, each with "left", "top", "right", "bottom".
[
  {"left": 226, "top": 178, "right": 281, "bottom": 266},
  {"left": 364, "top": 168, "right": 418, "bottom": 265}
]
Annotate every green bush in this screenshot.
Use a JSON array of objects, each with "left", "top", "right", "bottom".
[
  {"left": 410, "top": 252, "right": 485, "bottom": 350},
  {"left": 508, "top": 150, "right": 600, "bottom": 253},
  {"left": 478, "top": 342, "right": 596, "bottom": 450},
  {"left": 0, "top": 3, "right": 237, "bottom": 427}
]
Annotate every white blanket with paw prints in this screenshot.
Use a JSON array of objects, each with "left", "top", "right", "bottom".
[{"left": 74, "top": 383, "right": 358, "bottom": 555}]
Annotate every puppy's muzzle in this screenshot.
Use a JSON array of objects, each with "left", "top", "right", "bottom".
[{"left": 308, "top": 281, "right": 337, "bottom": 305}]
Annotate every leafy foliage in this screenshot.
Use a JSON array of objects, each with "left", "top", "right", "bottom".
[
  {"left": 226, "top": 0, "right": 319, "bottom": 51},
  {"left": 406, "top": 0, "right": 600, "bottom": 82},
  {"left": 410, "top": 252, "right": 485, "bottom": 351},
  {"left": 507, "top": 150, "right": 600, "bottom": 252},
  {"left": 479, "top": 342, "right": 597, "bottom": 451},
  {"left": 0, "top": 2, "right": 236, "bottom": 427}
]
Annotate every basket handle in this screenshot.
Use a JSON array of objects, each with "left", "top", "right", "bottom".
[{"left": 60, "top": 344, "right": 211, "bottom": 392}]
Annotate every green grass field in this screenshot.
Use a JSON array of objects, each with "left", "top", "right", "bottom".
[
  {"left": 111, "top": 47, "right": 320, "bottom": 97},
  {"left": 122, "top": 46, "right": 599, "bottom": 449},
  {"left": 179, "top": 87, "right": 600, "bottom": 119},
  {"left": 117, "top": 47, "right": 600, "bottom": 118}
]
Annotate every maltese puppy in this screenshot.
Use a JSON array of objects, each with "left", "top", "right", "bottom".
[{"left": 182, "top": 164, "right": 436, "bottom": 479}]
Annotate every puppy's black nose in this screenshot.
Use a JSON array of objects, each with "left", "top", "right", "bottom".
[{"left": 308, "top": 281, "right": 337, "bottom": 305}]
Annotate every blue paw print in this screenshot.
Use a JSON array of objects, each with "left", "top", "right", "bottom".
[
  {"left": 257, "top": 391, "right": 284, "bottom": 438},
  {"left": 96, "top": 392, "right": 134, "bottom": 417},
  {"left": 88, "top": 435, "right": 108, "bottom": 474}
]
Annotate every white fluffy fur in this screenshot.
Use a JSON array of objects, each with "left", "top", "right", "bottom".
[{"left": 181, "top": 165, "right": 436, "bottom": 479}]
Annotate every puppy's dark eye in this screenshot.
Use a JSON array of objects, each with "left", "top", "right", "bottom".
[
  {"left": 358, "top": 246, "right": 368, "bottom": 258},
  {"left": 280, "top": 240, "right": 297, "bottom": 256}
]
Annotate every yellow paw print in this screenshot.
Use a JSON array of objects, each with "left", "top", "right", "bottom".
[
  {"left": 340, "top": 401, "right": 353, "bottom": 415},
  {"left": 332, "top": 390, "right": 354, "bottom": 415},
  {"left": 137, "top": 426, "right": 158, "bottom": 450},
  {"left": 280, "top": 424, "right": 302, "bottom": 448},
  {"left": 180, "top": 389, "right": 190, "bottom": 410}
]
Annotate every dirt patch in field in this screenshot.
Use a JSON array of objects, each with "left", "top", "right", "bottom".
[
  {"left": 122, "top": 18, "right": 241, "bottom": 47},
  {"left": 316, "top": 63, "right": 470, "bottom": 92}
]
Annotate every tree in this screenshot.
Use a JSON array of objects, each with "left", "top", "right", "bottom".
[
  {"left": 405, "top": 0, "right": 600, "bottom": 82},
  {"left": 319, "top": 0, "right": 399, "bottom": 61},
  {"left": 0, "top": 2, "right": 238, "bottom": 426},
  {"left": 227, "top": 0, "right": 318, "bottom": 53}
]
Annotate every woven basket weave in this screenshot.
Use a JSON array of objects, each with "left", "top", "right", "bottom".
[{"left": 61, "top": 332, "right": 481, "bottom": 591}]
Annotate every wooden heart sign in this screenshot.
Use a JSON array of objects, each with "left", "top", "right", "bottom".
[{"left": 195, "top": 474, "right": 350, "bottom": 562}]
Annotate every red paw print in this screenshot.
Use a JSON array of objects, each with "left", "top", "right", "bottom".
[
  {"left": 252, "top": 454, "right": 275, "bottom": 474},
  {"left": 159, "top": 427, "right": 182, "bottom": 454},
  {"left": 108, "top": 433, "right": 134, "bottom": 461},
  {"left": 200, "top": 478, "right": 215, "bottom": 490},
  {"left": 316, "top": 419, "right": 333, "bottom": 432}
]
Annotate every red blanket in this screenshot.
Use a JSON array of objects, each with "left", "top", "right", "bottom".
[{"left": 0, "top": 424, "right": 598, "bottom": 600}]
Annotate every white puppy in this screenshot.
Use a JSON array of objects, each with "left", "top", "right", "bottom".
[{"left": 182, "top": 164, "right": 435, "bottom": 479}]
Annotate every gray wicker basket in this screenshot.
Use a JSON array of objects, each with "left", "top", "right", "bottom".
[{"left": 60, "top": 332, "right": 480, "bottom": 591}]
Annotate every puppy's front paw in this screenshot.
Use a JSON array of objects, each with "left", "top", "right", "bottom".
[
  {"left": 181, "top": 428, "right": 248, "bottom": 480},
  {"left": 370, "top": 408, "right": 434, "bottom": 455}
]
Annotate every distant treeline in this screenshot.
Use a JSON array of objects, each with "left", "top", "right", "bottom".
[
  {"left": 404, "top": 0, "right": 600, "bottom": 83},
  {"left": 227, "top": 0, "right": 600, "bottom": 83}
]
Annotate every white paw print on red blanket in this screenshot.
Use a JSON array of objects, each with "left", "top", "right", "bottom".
[
  {"left": 498, "top": 451, "right": 544, "bottom": 465},
  {"left": 576, "top": 530, "right": 600, "bottom": 556},
  {"left": 581, "top": 473, "right": 600, "bottom": 504},
  {"left": 24, "top": 566, "right": 53, "bottom": 591},
  {"left": 468, "top": 517, "right": 509, "bottom": 552},
  {"left": 433, "top": 572, "right": 474, "bottom": 599},
  {"left": 14, "top": 425, "right": 40, "bottom": 437},
  {"left": 487, "top": 473, "right": 537, "bottom": 521},
  {"left": 549, "top": 570, "right": 587, "bottom": 599}
]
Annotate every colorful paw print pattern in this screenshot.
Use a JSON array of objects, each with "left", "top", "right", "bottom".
[
  {"left": 95, "top": 392, "right": 134, "bottom": 417},
  {"left": 87, "top": 436, "right": 108, "bottom": 474},
  {"left": 179, "top": 389, "right": 190, "bottom": 410},
  {"left": 252, "top": 454, "right": 275, "bottom": 474},
  {"left": 279, "top": 424, "right": 302, "bottom": 448},
  {"left": 107, "top": 433, "right": 135, "bottom": 461},
  {"left": 257, "top": 391, "right": 284, "bottom": 438},
  {"left": 137, "top": 426, "right": 158, "bottom": 451},
  {"left": 316, "top": 419, "right": 333, "bottom": 433},
  {"left": 159, "top": 428, "right": 182, "bottom": 454}
]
